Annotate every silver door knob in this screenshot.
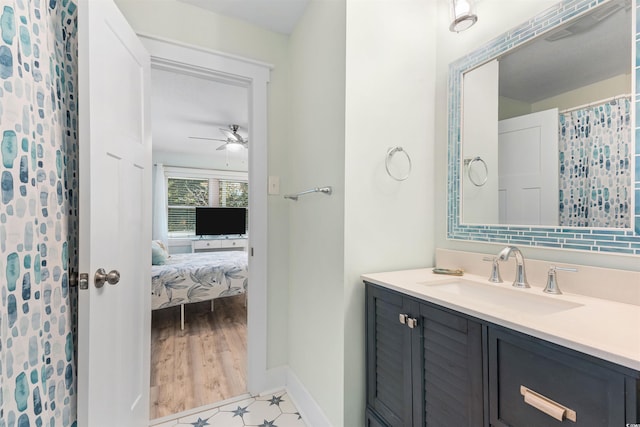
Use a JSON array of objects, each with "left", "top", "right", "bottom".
[{"left": 94, "top": 268, "right": 121, "bottom": 288}]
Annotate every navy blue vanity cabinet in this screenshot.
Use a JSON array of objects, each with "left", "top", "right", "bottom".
[
  {"left": 366, "top": 284, "right": 416, "bottom": 426},
  {"left": 365, "top": 282, "right": 485, "bottom": 427},
  {"left": 488, "top": 325, "right": 640, "bottom": 427}
]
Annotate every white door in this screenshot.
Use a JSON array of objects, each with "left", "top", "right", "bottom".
[
  {"left": 498, "top": 108, "right": 558, "bottom": 225},
  {"left": 77, "top": 0, "right": 151, "bottom": 426}
]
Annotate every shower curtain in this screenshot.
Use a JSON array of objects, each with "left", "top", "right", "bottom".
[{"left": 558, "top": 96, "right": 632, "bottom": 228}]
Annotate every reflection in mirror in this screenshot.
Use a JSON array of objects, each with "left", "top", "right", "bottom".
[{"left": 461, "top": 0, "right": 632, "bottom": 228}]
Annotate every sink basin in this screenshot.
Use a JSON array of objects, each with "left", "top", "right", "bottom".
[{"left": 420, "top": 280, "right": 583, "bottom": 315}]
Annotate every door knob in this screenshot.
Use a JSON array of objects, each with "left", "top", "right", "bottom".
[{"left": 94, "top": 268, "right": 121, "bottom": 288}]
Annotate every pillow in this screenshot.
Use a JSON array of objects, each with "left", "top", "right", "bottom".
[{"left": 151, "top": 240, "right": 169, "bottom": 265}]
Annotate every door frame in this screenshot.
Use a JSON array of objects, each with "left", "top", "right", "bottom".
[{"left": 139, "top": 34, "right": 271, "bottom": 395}]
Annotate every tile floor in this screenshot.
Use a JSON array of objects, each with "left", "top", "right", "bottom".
[{"left": 151, "top": 391, "right": 307, "bottom": 427}]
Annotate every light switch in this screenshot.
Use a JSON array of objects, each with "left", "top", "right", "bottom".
[{"left": 268, "top": 176, "right": 280, "bottom": 195}]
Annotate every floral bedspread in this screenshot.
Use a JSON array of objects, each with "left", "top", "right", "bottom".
[{"left": 151, "top": 251, "right": 248, "bottom": 310}]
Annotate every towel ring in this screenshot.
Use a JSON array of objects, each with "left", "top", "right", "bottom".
[
  {"left": 464, "top": 156, "right": 488, "bottom": 187},
  {"left": 385, "top": 146, "right": 412, "bottom": 181}
]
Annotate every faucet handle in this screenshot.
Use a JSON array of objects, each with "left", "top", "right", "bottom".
[
  {"left": 544, "top": 265, "right": 577, "bottom": 295},
  {"left": 483, "top": 256, "right": 503, "bottom": 283}
]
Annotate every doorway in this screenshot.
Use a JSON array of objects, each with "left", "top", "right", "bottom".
[{"left": 140, "top": 35, "right": 271, "bottom": 421}]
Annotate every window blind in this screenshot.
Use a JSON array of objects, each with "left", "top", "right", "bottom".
[{"left": 166, "top": 176, "right": 248, "bottom": 236}]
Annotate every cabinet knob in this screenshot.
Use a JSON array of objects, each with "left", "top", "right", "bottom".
[
  {"left": 399, "top": 313, "right": 408, "bottom": 325},
  {"left": 399, "top": 314, "right": 418, "bottom": 328}
]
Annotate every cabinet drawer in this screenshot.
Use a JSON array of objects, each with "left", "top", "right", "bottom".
[
  {"left": 220, "top": 239, "right": 245, "bottom": 248},
  {"left": 489, "top": 327, "right": 626, "bottom": 427},
  {"left": 192, "top": 240, "right": 222, "bottom": 250}
]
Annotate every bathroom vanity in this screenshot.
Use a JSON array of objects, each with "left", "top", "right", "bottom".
[
  {"left": 385, "top": 0, "right": 640, "bottom": 422},
  {"left": 362, "top": 263, "right": 640, "bottom": 427}
]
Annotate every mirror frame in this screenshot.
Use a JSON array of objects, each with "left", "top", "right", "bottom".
[{"left": 447, "top": 0, "right": 639, "bottom": 255}]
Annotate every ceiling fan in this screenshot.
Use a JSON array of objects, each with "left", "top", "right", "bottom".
[{"left": 189, "top": 124, "right": 249, "bottom": 150}]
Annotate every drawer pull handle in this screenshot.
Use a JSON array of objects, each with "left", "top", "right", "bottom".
[{"left": 520, "top": 386, "right": 576, "bottom": 422}]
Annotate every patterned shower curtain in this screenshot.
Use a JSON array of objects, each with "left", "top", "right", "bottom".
[
  {"left": 558, "top": 97, "right": 632, "bottom": 228},
  {"left": 0, "top": 1, "right": 78, "bottom": 426}
]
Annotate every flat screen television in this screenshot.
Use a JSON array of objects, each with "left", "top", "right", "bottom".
[{"left": 195, "top": 207, "right": 247, "bottom": 236}]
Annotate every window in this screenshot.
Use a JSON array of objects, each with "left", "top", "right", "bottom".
[{"left": 165, "top": 168, "right": 248, "bottom": 237}]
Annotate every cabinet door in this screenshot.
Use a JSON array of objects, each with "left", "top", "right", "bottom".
[
  {"left": 489, "top": 326, "right": 627, "bottom": 427},
  {"left": 419, "top": 303, "right": 485, "bottom": 427},
  {"left": 366, "top": 285, "right": 415, "bottom": 426},
  {"left": 366, "top": 408, "right": 390, "bottom": 427}
]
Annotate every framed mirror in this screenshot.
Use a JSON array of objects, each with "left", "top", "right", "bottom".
[{"left": 447, "top": 0, "right": 639, "bottom": 255}]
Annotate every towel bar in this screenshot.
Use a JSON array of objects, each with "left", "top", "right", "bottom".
[{"left": 284, "top": 186, "right": 332, "bottom": 201}]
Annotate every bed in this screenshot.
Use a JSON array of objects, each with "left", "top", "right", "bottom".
[{"left": 151, "top": 251, "right": 248, "bottom": 328}]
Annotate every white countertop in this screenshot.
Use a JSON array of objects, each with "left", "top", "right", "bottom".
[{"left": 362, "top": 268, "right": 640, "bottom": 371}]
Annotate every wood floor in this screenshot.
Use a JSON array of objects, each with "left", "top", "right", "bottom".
[{"left": 149, "top": 295, "right": 247, "bottom": 420}]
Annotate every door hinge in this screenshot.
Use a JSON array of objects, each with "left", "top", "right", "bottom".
[
  {"left": 69, "top": 270, "right": 78, "bottom": 288},
  {"left": 250, "top": 247, "right": 254, "bottom": 256},
  {"left": 79, "top": 273, "right": 89, "bottom": 290}
]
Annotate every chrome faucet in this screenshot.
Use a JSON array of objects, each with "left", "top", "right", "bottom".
[
  {"left": 497, "top": 246, "right": 530, "bottom": 288},
  {"left": 544, "top": 265, "right": 578, "bottom": 294},
  {"left": 482, "top": 256, "right": 503, "bottom": 283}
]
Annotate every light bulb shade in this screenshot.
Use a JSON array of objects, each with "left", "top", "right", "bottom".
[
  {"left": 226, "top": 141, "right": 244, "bottom": 152},
  {"left": 449, "top": 0, "right": 478, "bottom": 32}
]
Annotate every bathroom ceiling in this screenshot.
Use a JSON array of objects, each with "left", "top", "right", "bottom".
[
  {"left": 151, "top": 0, "right": 310, "bottom": 160},
  {"left": 178, "top": 0, "right": 310, "bottom": 34},
  {"left": 153, "top": 1, "right": 628, "bottom": 160},
  {"left": 150, "top": 68, "right": 249, "bottom": 159},
  {"left": 499, "top": 2, "right": 630, "bottom": 103}
]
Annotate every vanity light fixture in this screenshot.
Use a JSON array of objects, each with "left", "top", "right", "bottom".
[{"left": 449, "top": 0, "right": 478, "bottom": 33}]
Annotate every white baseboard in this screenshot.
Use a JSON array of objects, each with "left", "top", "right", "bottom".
[
  {"left": 261, "top": 365, "right": 287, "bottom": 394},
  {"left": 284, "top": 368, "right": 333, "bottom": 427}
]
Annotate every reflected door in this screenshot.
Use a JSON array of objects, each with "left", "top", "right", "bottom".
[{"left": 498, "top": 109, "right": 559, "bottom": 225}]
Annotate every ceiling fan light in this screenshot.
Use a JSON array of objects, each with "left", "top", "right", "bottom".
[
  {"left": 226, "top": 141, "right": 244, "bottom": 152},
  {"left": 449, "top": 0, "right": 478, "bottom": 33}
]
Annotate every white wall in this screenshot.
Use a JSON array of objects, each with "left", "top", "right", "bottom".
[
  {"left": 287, "top": 1, "right": 346, "bottom": 424},
  {"left": 462, "top": 60, "right": 499, "bottom": 224},
  {"left": 343, "top": 1, "right": 436, "bottom": 425},
  {"left": 115, "top": 0, "right": 292, "bottom": 368},
  {"left": 435, "top": 0, "right": 640, "bottom": 271},
  {"left": 287, "top": 1, "right": 438, "bottom": 425},
  {"left": 532, "top": 73, "right": 631, "bottom": 112}
]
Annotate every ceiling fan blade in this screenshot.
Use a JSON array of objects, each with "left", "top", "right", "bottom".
[
  {"left": 219, "top": 127, "right": 241, "bottom": 142},
  {"left": 216, "top": 143, "right": 227, "bottom": 150},
  {"left": 189, "top": 136, "right": 227, "bottom": 142}
]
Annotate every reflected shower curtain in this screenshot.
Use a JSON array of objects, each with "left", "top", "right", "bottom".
[{"left": 558, "top": 97, "right": 631, "bottom": 228}]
